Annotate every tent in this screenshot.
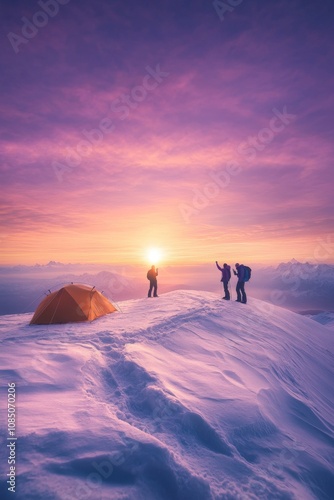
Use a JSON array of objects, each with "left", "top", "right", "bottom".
[{"left": 30, "top": 284, "right": 117, "bottom": 325}]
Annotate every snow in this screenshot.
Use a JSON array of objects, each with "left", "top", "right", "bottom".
[
  {"left": 0, "top": 290, "right": 333, "bottom": 500},
  {"left": 308, "top": 312, "right": 334, "bottom": 332}
]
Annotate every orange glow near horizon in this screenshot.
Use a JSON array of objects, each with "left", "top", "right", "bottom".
[
  {"left": 1, "top": 226, "right": 333, "bottom": 267},
  {"left": 1, "top": 2, "right": 334, "bottom": 271}
]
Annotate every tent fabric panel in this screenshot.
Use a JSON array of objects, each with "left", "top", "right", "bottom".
[
  {"left": 52, "top": 289, "right": 88, "bottom": 323},
  {"left": 67, "top": 287, "right": 95, "bottom": 320},
  {"left": 29, "top": 291, "right": 59, "bottom": 324},
  {"left": 88, "top": 291, "right": 117, "bottom": 321},
  {"left": 30, "top": 283, "right": 117, "bottom": 325},
  {"left": 63, "top": 284, "right": 97, "bottom": 320},
  {"left": 63, "top": 284, "right": 95, "bottom": 303},
  {"left": 30, "top": 289, "right": 88, "bottom": 324}
]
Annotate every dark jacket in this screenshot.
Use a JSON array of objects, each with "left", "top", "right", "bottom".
[
  {"left": 147, "top": 269, "right": 158, "bottom": 281},
  {"left": 216, "top": 262, "right": 231, "bottom": 283},
  {"left": 235, "top": 264, "right": 245, "bottom": 282}
]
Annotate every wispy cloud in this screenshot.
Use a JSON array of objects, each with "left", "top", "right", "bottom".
[{"left": 1, "top": 0, "right": 334, "bottom": 264}]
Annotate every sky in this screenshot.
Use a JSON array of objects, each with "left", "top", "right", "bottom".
[{"left": 1, "top": 0, "right": 334, "bottom": 266}]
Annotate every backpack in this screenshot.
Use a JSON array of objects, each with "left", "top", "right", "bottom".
[
  {"left": 226, "top": 266, "right": 231, "bottom": 281},
  {"left": 147, "top": 271, "right": 151, "bottom": 280},
  {"left": 243, "top": 266, "right": 251, "bottom": 282}
]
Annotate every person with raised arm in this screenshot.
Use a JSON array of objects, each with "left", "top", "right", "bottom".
[{"left": 215, "top": 261, "right": 231, "bottom": 300}]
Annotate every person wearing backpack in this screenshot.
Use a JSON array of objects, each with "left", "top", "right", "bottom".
[
  {"left": 215, "top": 261, "right": 231, "bottom": 300},
  {"left": 147, "top": 265, "right": 158, "bottom": 297},
  {"left": 233, "top": 263, "right": 250, "bottom": 304}
]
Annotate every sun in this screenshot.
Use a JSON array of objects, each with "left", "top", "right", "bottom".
[{"left": 147, "top": 248, "right": 163, "bottom": 265}]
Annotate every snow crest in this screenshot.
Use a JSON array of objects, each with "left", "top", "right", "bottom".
[{"left": 0, "top": 290, "right": 333, "bottom": 499}]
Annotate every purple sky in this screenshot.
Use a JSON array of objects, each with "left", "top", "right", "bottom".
[{"left": 1, "top": 0, "right": 334, "bottom": 265}]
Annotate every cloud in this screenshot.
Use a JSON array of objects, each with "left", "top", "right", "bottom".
[{"left": 1, "top": 0, "right": 334, "bottom": 264}]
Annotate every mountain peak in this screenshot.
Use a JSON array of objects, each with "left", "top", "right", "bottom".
[{"left": 0, "top": 290, "right": 332, "bottom": 499}]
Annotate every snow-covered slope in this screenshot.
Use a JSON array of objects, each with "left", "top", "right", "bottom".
[
  {"left": 307, "top": 312, "right": 334, "bottom": 332},
  {"left": 0, "top": 291, "right": 333, "bottom": 500}
]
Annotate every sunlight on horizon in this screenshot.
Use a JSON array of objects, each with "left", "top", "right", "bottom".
[{"left": 146, "top": 248, "right": 163, "bottom": 265}]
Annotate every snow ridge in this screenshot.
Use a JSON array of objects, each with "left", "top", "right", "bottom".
[{"left": 0, "top": 290, "right": 333, "bottom": 499}]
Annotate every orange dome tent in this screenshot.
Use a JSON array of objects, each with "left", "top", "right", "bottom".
[{"left": 30, "top": 284, "right": 117, "bottom": 325}]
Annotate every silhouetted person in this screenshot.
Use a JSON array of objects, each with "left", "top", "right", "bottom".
[
  {"left": 215, "top": 261, "right": 231, "bottom": 300},
  {"left": 233, "top": 263, "right": 247, "bottom": 304},
  {"left": 147, "top": 265, "right": 158, "bottom": 297}
]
